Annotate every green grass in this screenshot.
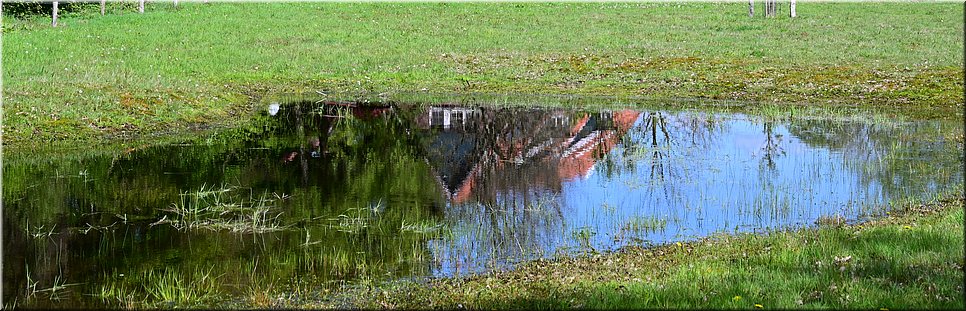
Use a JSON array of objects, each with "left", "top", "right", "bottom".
[
  {"left": 2, "top": 2, "right": 963, "bottom": 147},
  {"left": 335, "top": 191, "right": 964, "bottom": 310},
  {"left": 96, "top": 266, "right": 224, "bottom": 308}
]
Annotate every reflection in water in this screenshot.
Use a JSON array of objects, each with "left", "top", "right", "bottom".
[
  {"left": 416, "top": 107, "right": 642, "bottom": 275},
  {"left": 3, "top": 102, "right": 962, "bottom": 307}
]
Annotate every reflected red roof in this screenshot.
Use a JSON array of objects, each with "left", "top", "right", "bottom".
[{"left": 429, "top": 109, "right": 641, "bottom": 204}]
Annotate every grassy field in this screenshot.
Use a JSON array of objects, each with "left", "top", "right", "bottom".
[
  {"left": 2, "top": 1, "right": 963, "bottom": 147},
  {"left": 3, "top": 3, "right": 963, "bottom": 308}
]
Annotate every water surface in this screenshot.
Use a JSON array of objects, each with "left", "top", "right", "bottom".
[{"left": 3, "top": 101, "right": 961, "bottom": 308}]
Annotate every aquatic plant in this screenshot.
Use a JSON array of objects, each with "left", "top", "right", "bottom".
[
  {"left": 147, "top": 267, "right": 223, "bottom": 307},
  {"left": 570, "top": 227, "right": 597, "bottom": 253},
  {"left": 156, "top": 184, "right": 290, "bottom": 233},
  {"left": 400, "top": 219, "right": 446, "bottom": 235},
  {"left": 96, "top": 279, "right": 143, "bottom": 309},
  {"left": 619, "top": 215, "right": 668, "bottom": 235},
  {"left": 329, "top": 207, "right": 378, "bottom": 234}
]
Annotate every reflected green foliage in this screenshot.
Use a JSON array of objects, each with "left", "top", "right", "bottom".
[{"left": 2, "top": 102, "right": 448, "bottom": 308}]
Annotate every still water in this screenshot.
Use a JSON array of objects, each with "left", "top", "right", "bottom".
[{"left": 3, "top": 101, "right": 962, "bottom": 308}]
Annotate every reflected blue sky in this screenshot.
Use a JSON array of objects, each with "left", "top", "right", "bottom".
[{"left": 429, "top": 111, "right": 959, "bottom": 276}]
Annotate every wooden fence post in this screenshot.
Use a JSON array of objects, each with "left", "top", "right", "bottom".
[
  {"left": 52, "top": 1, "right": 58, "bottom": 27},
  {"left": 748, "top": 0, "right": 754, "bottom": 17},
  {"left": 100, "top": 0, "right": 105, "bottom": 15},
  {"left": 139, "top": 0, "right": 144, "bottom": 13},
  {"left": 790, "top": 0, "right": 797, "bottom": 17}
]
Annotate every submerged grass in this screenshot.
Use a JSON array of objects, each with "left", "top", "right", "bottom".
[
  {"left": 144, "top": 267, "right": 222, "bottom": 306},
  {"left": 155, "top": 184, "right": 290, "bottom": 233},
  {"left": 3, "top": 2, "right": 962, "bottom": 146},
  {"left": 96, "top": 266, "right": 224, "bottom": 308},
  {"left": 331, "top": 190, "right": 965, "bottom": 310},
  {"left": 619, "top": 215, "right": 669, "bottom": 236}
]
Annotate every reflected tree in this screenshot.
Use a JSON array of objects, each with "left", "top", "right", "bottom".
[{"left": 760, "top": 121, "right": 785, "bottom": 171}]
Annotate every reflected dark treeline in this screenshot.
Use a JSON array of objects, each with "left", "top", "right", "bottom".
[
  {"left": 2, "top": 101, "right": 962, "bottom": 308},
  {"left": 1, "top": 101, "right": 648, "bottom": 307}
]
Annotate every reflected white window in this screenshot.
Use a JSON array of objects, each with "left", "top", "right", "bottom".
[{"left": 431, "top": 110, "right": 444, "bottom": 127}]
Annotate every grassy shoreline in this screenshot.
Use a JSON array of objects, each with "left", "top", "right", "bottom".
[
  {"left": 3, "top": 2, "right": 963, "bottom": 148},
  {"left": 270, "top": 190, "right": 964, "bottom": 309},
  {"left": 2, "top": 90, "right": 958, "bottom": 159}
]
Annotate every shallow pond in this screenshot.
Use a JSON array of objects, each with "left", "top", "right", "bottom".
[{"left": 3, "top": 101, "right": 962, "bottom": 308}]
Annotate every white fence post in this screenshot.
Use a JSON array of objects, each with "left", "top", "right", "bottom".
[
  {"left": 52, "top": 1, "right": 58, "bottom": 27},
  {"left": 790, "top": 0, "right": 797, "bottom": 18},
  {"left": 748, "top": 0, "right": 754, "bottom": 17},
  {"left": 139, "top": 0, "right": 144, "bottom": 13}
]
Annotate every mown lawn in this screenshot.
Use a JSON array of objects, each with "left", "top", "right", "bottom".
[{"left": 2, "top": 2, "right": 963, "bottom": 146}]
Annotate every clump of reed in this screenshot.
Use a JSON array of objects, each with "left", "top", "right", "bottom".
[
  {"left": 144, "top": 268, "right": 222, "bottom": 306},
  {"left": 154, "top": 183, "right": 290, "bottom": 233},
  {"left": 619, "top": 215, "right": 669, "bottom": 235},
  {"left": 327, "top": 204, "right": 383, "bottom": 234},
  {"left": 96, "top": 267, "right": 223, "bottom": 308}
]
